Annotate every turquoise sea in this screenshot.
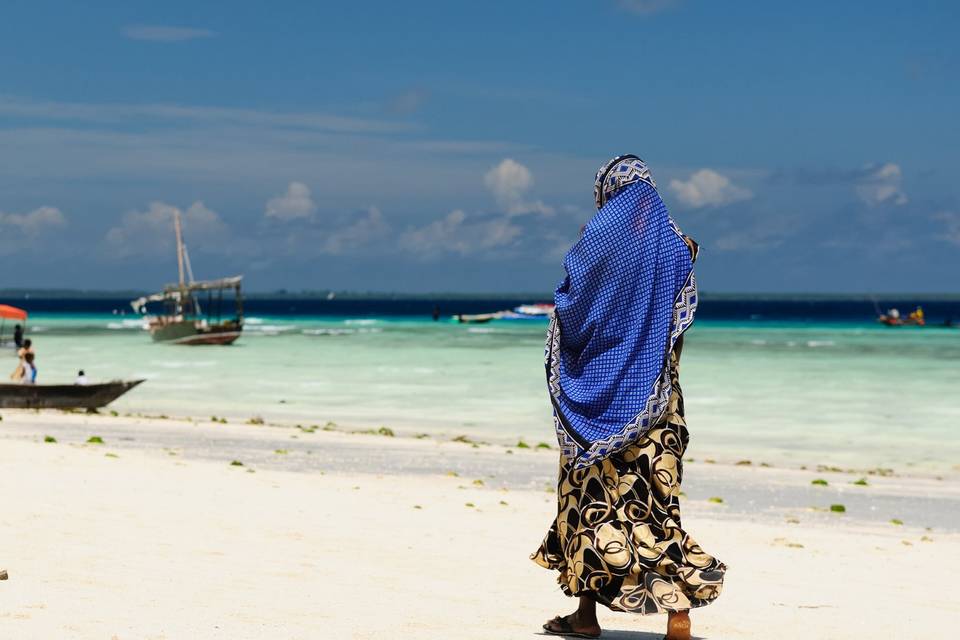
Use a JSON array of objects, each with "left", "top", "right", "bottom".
[{"left": 6, "top": 305, "right": 959, "bottom": 474}]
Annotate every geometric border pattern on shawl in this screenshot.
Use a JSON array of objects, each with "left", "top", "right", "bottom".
[{"left": 546, "top": 221, "right": 699, "bottom": 468}]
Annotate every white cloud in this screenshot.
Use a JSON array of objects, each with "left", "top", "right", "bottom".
[
  {"left": 668, "top": 169, "right": 753, "bottom": 209},
  {"left": 398, "top": 210, "right": 521, "bottom": 257},
  {"left": 320, "top": 206, "right": 389, "bottom": 254},
  {"left": 933, "top": 211, "right": 960, "bottom": 246},
  {"left": 122, "top": 25, "right": 217, "bottom": 42},
  {"left": 0, "top": 205, "right": 66, "bottom": 235},
  {"left": 0, "top": 206, "right": 67, "bottom": 255},
  {"left": 106, "top": 201, "right": 227, "bottom": 256},
  {"left": 265, "top": 182, "right": 317, "bottom": 221},
  {"left": 616, "top": 0, "right": 682, "bottom": 15},
  {"left": 855, "top": 163, "right": 907, "bottom": 206},
  {"left": 483, "top": 158, "right": 554, "bottom": 216},
  {"left": 0, "top": 96, "right": 415, "bottom": 135},
  {"left": 386, "top": 88, "right": 429, "bottom": 115}
]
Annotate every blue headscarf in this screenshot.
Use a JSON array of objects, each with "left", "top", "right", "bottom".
[{"left": 547, "top": 155, "right": 698, "bottom": 468}]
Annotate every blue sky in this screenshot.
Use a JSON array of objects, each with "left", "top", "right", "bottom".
[{"left": 1, "top": 0, "right": 958, "bottom": 293}]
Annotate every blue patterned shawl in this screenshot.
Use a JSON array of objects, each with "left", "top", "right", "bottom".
[{"left": 546, "top": 156, "right": 698, "bottom": 468}]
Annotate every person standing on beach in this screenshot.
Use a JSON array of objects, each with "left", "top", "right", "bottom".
[
  {"left": 13, "top": 324, "right": 23, "bottom": 349},
  {"left": 10, "top": 338, "right": 34, "bottom": 382},
  {"left": 21, "top": 352, "right": 37, "bottom": 384},
  {"left": 534, "top": 155, "right": 725, "bottom": 640}
]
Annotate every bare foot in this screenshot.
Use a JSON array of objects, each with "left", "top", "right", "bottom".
[
  {"left": 666, "top": 610, "right": 691, "bottom": 640},
  {"left": 543, "top": 611, "right": 602, "bottom": 638}
]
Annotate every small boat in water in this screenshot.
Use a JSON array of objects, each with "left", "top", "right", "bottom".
[
  {"left": 877, "top": 306, "right": 926, "bottom": 327},
  {"left": 456, "top": 303, "right": 554, "bottom": 323},
  {"left": 456, "top": 312, "right": 504, "bottom": 324},
  {"left": 130, "top": 211, "right": 244, "bottom": 345},
  {"left": 0, "top": 379, "right": 144, "bottom": 410}
]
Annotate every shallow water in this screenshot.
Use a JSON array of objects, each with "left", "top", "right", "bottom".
[{"left": 8, "top": 313, "right": 960, "bottom": 472}]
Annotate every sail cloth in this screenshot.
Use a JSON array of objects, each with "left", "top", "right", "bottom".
[{"left": 547, "top": 156, "right": 698, "bottom": 468}]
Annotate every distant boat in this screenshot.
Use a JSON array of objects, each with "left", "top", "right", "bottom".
[
  {"left": 0, "top": 304, "right": 28, "bottom": 352},
  {"left": 0, "top": 379, "right": 144, "bottom": 410},
  {"left": 456, "top": 312, "right": 504, "bottom": 324},
  {"left": 456, "top": 303, "right": 554, "bottom": 323},
  {"left": 502, "top": 303, "right": 555, "bottom": 319},
  {"left": 877, "top": 306, "right": 926, "bottom": 327},
  {"left": 130, "top": 211, "right": 244, "bottom": 345}
]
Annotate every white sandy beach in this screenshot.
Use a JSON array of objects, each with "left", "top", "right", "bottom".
[{"left": 1, "top": 411, "right": 958, "bottom": 639}]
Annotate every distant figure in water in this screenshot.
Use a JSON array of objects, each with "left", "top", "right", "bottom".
[
  {"left": 21, "top": 352, "right": 37, "bottom": 385},
  {"left": 13, "top": 324, "right": 23, "bottom": 349},
  {"left": 534, "top": 155, "right": 724, "bottom": 640},
  {"left": 76, "top": 370, "right": 89, "bottom": 385},
  {"left": 432, "top": 305, "right": 441, "bottom": 321}
]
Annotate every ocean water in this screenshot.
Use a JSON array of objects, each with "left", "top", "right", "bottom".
[{"left": 4, "top": 297, "right": 960, "bottom": 473}]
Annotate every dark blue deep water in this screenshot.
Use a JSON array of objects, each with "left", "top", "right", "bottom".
[{"left": 6, "top": 295, "right": 960, "bottom": 324}]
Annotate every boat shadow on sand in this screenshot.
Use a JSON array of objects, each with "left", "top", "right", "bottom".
[{"left": 537, "top": 630, "right": 702, "bottom": 639}]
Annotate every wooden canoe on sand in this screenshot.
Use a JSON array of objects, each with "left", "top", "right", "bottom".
[{"left": 0, "top": 380, "right": 144, "bottom": 410}]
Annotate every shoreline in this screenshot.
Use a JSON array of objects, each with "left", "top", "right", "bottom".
[
  {"left": 2, "top": 410, "right": 959, "bottom": 531},
  {"left": 1, "top": 409, "right": 957, "bottom": 638},
  {"left": 3, "top": 407, "right": 955, "bottom": 481}
]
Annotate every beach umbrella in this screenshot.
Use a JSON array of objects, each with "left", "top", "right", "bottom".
[
  {"left": 0, "top": 304, "right": 28, "bottom": 346},
  {"left": 0, "top": 305, "right": 28, "bottom": 321}
]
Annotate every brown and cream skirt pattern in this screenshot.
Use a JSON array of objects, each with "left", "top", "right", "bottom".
[{"left": 532, "top": 421, "right": 725, "bottom": 614}]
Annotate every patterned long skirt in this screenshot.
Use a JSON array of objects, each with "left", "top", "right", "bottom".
[{"left": 532, "top": 421, "right": 725, "bottom": 613}]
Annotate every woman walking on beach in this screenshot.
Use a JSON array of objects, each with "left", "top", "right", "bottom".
[{"left": 533, "top": 155, "right": 725, "bottom": 639}]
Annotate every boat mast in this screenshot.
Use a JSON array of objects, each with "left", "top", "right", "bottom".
[{"left": 173, "top": 210, "right": 186, "bottom": 288}]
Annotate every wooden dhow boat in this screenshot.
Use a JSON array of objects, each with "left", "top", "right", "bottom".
[{"left": 131, "top": 211, "right": 244, "bottom": 345}]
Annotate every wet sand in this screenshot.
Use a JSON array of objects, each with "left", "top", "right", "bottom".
[{"left": 1, "top": 411, "right": 958, "bottom": 639}]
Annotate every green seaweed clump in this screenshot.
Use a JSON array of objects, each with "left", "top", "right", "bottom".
[
  {"left": 890, "top": 518, "right": 904, "bottom": 526},
  {"left": 86, "top": 436, "right": 104, "bottom": 444},
  {"left": 829, "top": 504, "right": 846, "bottom": 513},
  {"left": 229, "top": 460, "right": 244, "bottom": 467},
  {"left": 377, "top": 426, "right": 395, "bottom": 437},
  {"left": 44, "top": 435, "right": 57, "bottom": 443},
  {"left": 516, "top": 440, "right": 530, "bottom": 449},
  {"left": 852, "top": 478, "right": 869, "bottom": 486},
  {"left": 708, "top": 496, "right": 724, "bottom": 504},
  {"left": 811, "top": 479, "right": 829, "bottom": 486}
]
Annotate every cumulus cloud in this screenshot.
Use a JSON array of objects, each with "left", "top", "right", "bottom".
[
  {"left": 855, "top": 163, "right": 908, "bottom": 206},
  {"left": 0, "top": 206, "right": 67, "bottom": 255},
  {"left": 0, "top": 206, "right": 66, "bottom": 235},
  {"left": 484, "top": 159, "right": 554, "bottom": 216},
  {"left": 398, "top": 210, "right": 522, "bottom": 257},
  {"left": 616, "top": 0, "right": 682, "bottom": 15},
  {"left": 106, "top": 201, "right": 227, "bottom": 256},
  {"left": 320, "top": 206, "right": 390, "bottom": 254},
  {"left": 265, "top": 182, "right": 317, "bottom": 221},
  {"left": 933, "top": 211, "right": 960, "bottom": 246},
  {"left": 122, "top": 25, "right": 217, "bottom": 42},
  {"left": 668, "top": 169, "right": 753, "bottom": 209},
  {"left": 386, "top": 88, "right": 429, "bottom": 115}
]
